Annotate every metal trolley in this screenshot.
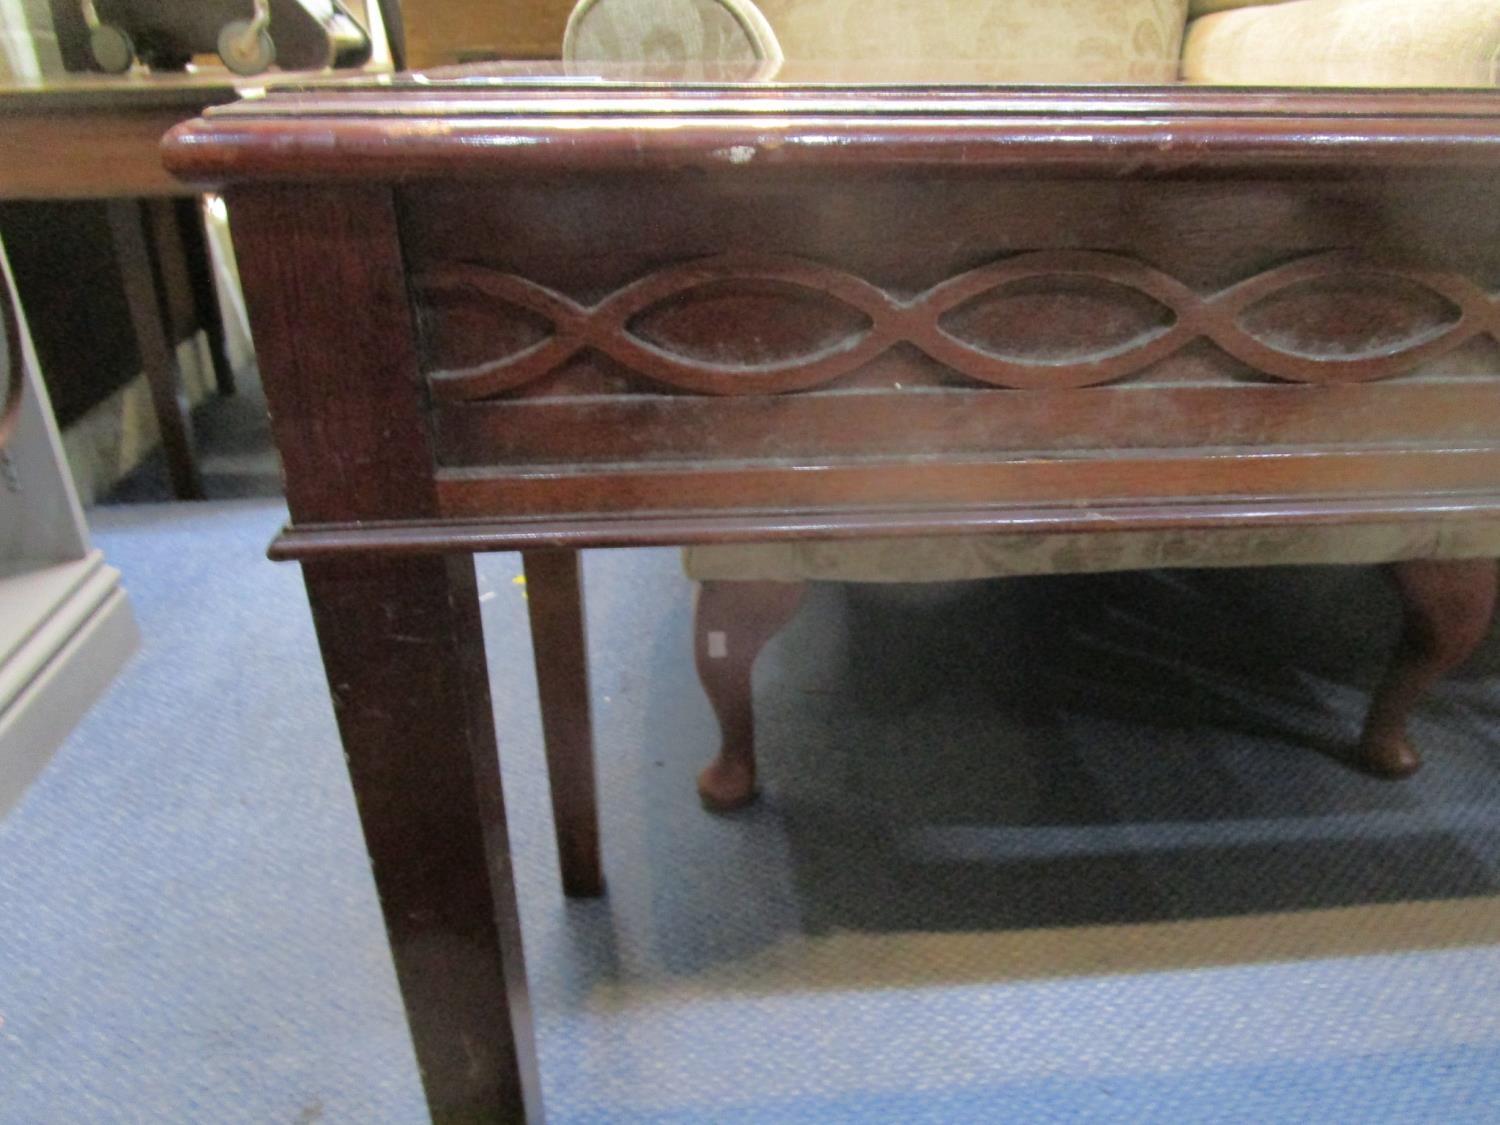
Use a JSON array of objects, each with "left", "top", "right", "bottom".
[{"left": 77, "top": 0, "right": 372, "bottom": 76}]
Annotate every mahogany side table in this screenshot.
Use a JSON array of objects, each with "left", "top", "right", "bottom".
[{"left": 166, "top": 75, "right": 1500, "bottom": 1122}]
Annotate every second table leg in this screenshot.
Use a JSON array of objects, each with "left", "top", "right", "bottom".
[{"left": 523, "top": 549, "right": 604, "bottom": 898}]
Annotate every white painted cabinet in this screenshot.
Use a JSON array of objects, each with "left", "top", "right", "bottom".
[{"left": 1, "top": 237, "right": 138, "bottom": 814}]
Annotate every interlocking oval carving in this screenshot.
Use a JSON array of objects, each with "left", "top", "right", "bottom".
[{"left": 417, "top": 251, "right": 1500, "bottom": 399}]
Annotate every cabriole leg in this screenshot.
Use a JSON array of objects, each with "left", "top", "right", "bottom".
[
  {"left": 1358, "top": 558, "right": 1498, "bottom": 778},
  {"left": 694, "top": 579, "right": 806, "bottom": 812}
]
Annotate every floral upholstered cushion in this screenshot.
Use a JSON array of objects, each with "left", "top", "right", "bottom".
[
  {"left": 567, "top": 0, "right": 1192, "bottom": 82},
  {"left": 758, "top": 0, "right": 1190, "bottom": 82},
  {"left": 1184, "top": 0, "right": 1500, "bottom": 86}
]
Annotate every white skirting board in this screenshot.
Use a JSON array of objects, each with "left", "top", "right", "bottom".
[
  {"left": 3, "top": 235, "right": 140, "bottom": 817},
  {"left": 0, "top": 549, "right": 139, "bottom": 816}
]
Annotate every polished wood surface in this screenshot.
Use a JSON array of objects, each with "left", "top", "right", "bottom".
[
  {"left": 265, "top": 495, "right": 1500, "bottom": 562},
  {"left": 228, "top": 182, "right": 541, "bottom": 1121},
  {"left": 226, "top": 183, "right": 435, "bottom": 522},
  {"left": 169, "top": 82, "right": 1500, "bottom": 553},
  {"left": 303, "top": 554, "right": 539, "bottom": 1122},
  {"left": 399, "top": 0, "right": 573, "bottom": 67},
  {"left": 0, "top": 68, "right": 395, "bottom": 199},
  {"left": 169, "top": 77, "right": 1500, "bottom": 1122},
  {"left": 0, "top": 76, "right": 240, "bottom": 199},
  {"left": 418, "top": 249, "right": 1500, "bottom": 394},
  {"left": 167, "top": 83, "right": 1500, "bottom": 182}
]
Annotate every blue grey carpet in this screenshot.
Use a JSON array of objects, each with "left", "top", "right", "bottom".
[{"left": 4, "top": 498, "right": 1500, "bottom": 1122}]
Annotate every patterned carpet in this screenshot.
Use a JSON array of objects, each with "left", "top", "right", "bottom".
[{"left": 3, "top": 498, "right": 1500, "bottom": 1122}]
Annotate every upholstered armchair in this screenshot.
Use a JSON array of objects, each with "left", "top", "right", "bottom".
[{"left": 563, "top": 0, "right": 1500, "bottom": 810}]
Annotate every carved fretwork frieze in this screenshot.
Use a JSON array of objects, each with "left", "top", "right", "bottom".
[{"left": 416, "top": 251, "right": 1500, "bottom": 400}]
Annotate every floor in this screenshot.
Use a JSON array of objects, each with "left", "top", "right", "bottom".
[
  {"left": 5, "top": 379, "right": 1500, "bottom": 1121},
  {"left": 103, "top": 361, "right": 282, "bottom": 504}
]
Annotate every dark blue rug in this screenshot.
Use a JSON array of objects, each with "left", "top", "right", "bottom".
[{"left": 4, "top": 498, "right": 1500, "bottom": 1122}]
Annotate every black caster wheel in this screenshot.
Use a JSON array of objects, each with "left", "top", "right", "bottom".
[
  {"left": 88, "top": 23, "right": 135, "bottom": 74},
  {"left": 217, "top": 20, "right": 277, "bottom": 76}
]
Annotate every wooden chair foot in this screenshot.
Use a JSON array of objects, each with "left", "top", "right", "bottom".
[
  {"left": 1356, "top": 558, "right": 1497, "bottom": 778},
  {"left": 697, "top": 754, "right": 759, "bottom": 812},
  {"left": 693, "top": 579, "right": 806, "bottom": 814},
  {"left": 1355, "top": 733, "right": 1424, "bottom": 780}
]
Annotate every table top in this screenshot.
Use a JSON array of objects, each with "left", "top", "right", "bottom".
[
  {"left": 0, "top": 65, "right": 397, "bottom": 110},
  {"left": 169, "top": 61, "right": 1500, "bottom": 560},
  {"left": 0, "top": 67, "right": 389, "bottom": 200},
  {"left": 0, "top": 71, "right": 255, "bottom": 109},
  {"left": 163, "top": 65, "right": 1500, "bottom": 187}
]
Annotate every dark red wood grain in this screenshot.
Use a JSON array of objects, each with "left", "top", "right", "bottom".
[
  {"left": 228, "top": 184, "right": 436, "bottom": 523},
  {"left": 433, "top": 382, "right": 1500, "bottom": 469},
  {"left": 268, "top": 494, "right": 1500, "bottom": 562},
  {"left": 164, "top": 83, "right": 1500, "bottom": 182},
  {"left": 302, "top": 555, "right": 540, "bottom": 1122},
  {"left": 434, "top": 448, "right": 1500, "bottom": 520},
  {"left": 227, "top": 183, "right": 541, "bottom": 1122}
]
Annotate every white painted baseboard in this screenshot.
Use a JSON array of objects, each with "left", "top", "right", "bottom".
[
  {"left": 0, "top": 550, "right": 139, "bottom": 815},
  {"left": 2, "top": 238, "right": 139, "bottom": 817}
]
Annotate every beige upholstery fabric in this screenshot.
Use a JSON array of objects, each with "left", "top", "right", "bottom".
[
  {"left": 565, "top": 0, "right": 782, "bottom": 77},
  {"left": 567, "top": 0, "right": 1191, "bottom": 83},
  {"left": 683, "top": 523, "right": 1500, "bottom": 583},
  {"left": 758, "top": 0, "right": 1189, "bottom": 83},
  {"left": 1184, "top": 0, "right": 1500, "bottom": 86}
]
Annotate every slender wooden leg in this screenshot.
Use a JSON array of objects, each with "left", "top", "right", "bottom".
[
  {"left": 522, "top": 550, "right": 603, "bottom": 899},
  {"left": 302, "top": 555, "right": 542, "bottom": 1123},
  {"left": 1358, "top": 558, "right": 1498, "bottom": 778},
  {"left": 107, "top": 198, "right": 203, "bottom": 500},
  {"left": 694, "top": 579, "right": 806, "bottom": 812}
]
